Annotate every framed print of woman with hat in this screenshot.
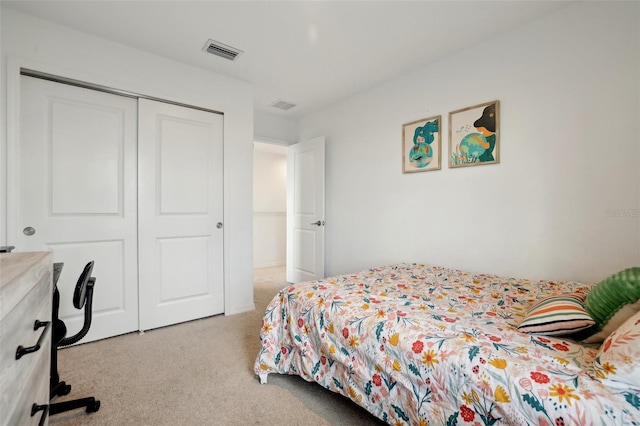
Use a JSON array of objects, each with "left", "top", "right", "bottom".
[{"left": 449, "top": 100, "right": 500, "bottom": 168}]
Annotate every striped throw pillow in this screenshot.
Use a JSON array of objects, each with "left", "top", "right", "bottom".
[{"left": 518, "top": 293, "right": 596, "bottom": 336}]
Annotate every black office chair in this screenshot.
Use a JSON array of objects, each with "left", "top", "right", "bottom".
[{"left": 50, "top": 261, "right": 101, "bottom": 415}]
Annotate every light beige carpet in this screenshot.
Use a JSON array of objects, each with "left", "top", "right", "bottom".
[{"left": 49, "top": 266, "right": 385, "bottom": 425}]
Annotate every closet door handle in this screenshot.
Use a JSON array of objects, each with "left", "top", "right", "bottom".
[
  {"left": 16, "top": 320, "right": 51, "bottom": 360},
  {"left": 31, "top": 403, "right": 49, "bottom": 426}
]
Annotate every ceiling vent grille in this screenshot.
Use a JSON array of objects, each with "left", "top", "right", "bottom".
[
  {"left": 203, "top": 39, "right": 243, "bottom": 61},
  {"left": 270, "top": 99, "right": 297, "bottom": 111}
]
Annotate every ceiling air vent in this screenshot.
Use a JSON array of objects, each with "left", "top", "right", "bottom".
[
  {"left": 203, "top": 39, "right": 243, "bottom": 61},
  {"left": 270, "top": 99, "right": 297, "bottom": 111}
]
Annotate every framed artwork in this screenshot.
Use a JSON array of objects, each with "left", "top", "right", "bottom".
[
  {"left": 402, "top": 115, "right": 441, "bottom": 173},
  {"left": 449, "top": 100, "right": 500, "bottom": 168}
]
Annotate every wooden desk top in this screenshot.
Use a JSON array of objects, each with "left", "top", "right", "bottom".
[{"left": 0, "top": 252, "right": 52, "bottom": 321}]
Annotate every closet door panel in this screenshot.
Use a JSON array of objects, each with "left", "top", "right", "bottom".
[
  {"left": 159, "top": 118, "right": 210, "bottom": 213},
  {"left": 138, "top": 98, "right": 224, "bottom": 330},
  {"left": 17, "top": 76, "right": 139, "bottom": 342},
  {"left": 50, "top": 99, "right": 122, "bottom": 214}
]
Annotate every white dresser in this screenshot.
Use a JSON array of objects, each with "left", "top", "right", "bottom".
[{"left": 0, "top": 252, "right": 52, "bottom": 426}]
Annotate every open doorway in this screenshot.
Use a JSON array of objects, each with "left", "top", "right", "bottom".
[{"left": 253, "top": 141, "right": 288, "bottom": 289}]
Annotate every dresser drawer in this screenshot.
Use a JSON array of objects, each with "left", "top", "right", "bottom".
[
  {"left": 2, "top": 347, "right": 50, "bottom": 426},
  {"left": 0, "top": 272, "right": 52, "bottom": 426}
]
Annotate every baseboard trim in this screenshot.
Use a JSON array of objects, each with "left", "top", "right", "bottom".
[
  {"left": 253, "top": 262, "right": 285, "bottom": 269},
  {"left": 225, "top": 303, "right": 256, "bottom": 316}
]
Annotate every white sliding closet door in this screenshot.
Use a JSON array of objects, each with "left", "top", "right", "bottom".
[
  {"left": 17, "top": 76, "right": 139, "bottom": 343},
  {"left": 138, "top": 99, "right": 224, "bottom": 331}
]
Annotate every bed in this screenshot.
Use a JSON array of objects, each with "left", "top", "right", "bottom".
[{"left": 254, "top": 263, "right": 640, "bottom": 425}]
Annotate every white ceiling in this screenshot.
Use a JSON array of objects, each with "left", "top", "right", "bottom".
[{"left": 2, "top": 1, "right": 572, "bottom": 119}]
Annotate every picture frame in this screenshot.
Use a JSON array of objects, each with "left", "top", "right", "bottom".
[
  {"left": 402, "top": 115, "right": 441, "bottom": 173},
  {"left": 448, "top": 100, "right": 500, "bottom": 168}
]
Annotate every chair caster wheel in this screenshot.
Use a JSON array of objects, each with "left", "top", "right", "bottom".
[
  {"left": 53, "top": 383, "right": 71, "bottom": 397},
  {"left": 86, "top": 400, "right": 100, "bottom": 413}
]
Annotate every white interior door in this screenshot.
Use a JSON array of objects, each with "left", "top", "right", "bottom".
[
  {"left": 138, "top": 99, "right": 224, "bottom": 331},
  {"left": 286, "top": 136, "right": 325, "bottom": 283},
  {"left": 17, "top": 76, "right": 139, "bottom": 343}
]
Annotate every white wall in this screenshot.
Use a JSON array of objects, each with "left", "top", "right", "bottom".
[
  {"left": 254, "top": 110, "right": 297, "bottom": 145},
  {"left": 298, "top": 2, "right": 640, "bottom": 283},
  {"left": 253, "top": 143, "right": 287, "bottom": 268},
  {"left": 0, "top": 8, "right": 255, "bottom": 314}
]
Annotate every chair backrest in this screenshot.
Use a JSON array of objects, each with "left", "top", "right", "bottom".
[
  {"left": 53, "top": 262, "right": 64, "bottom": 287},
  {"left": 58, "top": 260, "right": 96, "bottom": 348},
  {"left": 73, "top": 261, "right": 94, "bottom": 309}
]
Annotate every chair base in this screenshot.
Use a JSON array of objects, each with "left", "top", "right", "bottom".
[
  {"left": 49, "top": 397, "right": 101, "bottom": 415},
  {"left": 50, "top": 380, "right": 101, "bottom": 415},
  {"left": 49, "top": 263, "right": 101, "bottom": 418},
  {"left": 50, "top": 380, "right": 71, "bottom": 398}
]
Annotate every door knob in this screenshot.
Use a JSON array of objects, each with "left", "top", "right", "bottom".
[
  {"left": 216, "top": 222, "right": 223, "bottom": 229},
  {"left": 23, "top": 227, "right": 36, "bottom": 236},
  {"left": 310, "top": 221, "right": 325, "bottom": 226}
]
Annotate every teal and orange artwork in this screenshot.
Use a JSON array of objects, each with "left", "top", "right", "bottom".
[
  {"left": 457, "top": 133, "right": 487, "bottom": 161},
  {"left": 409, "top": 119, "right": 438, "bottom": 168},
  {"left": 403, "top": 116, "right": 441, "bottom": 173},
  {"left": 449, "top": 101, "right": 499, "bottom": 167}
]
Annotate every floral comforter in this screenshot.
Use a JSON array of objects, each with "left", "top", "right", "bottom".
[{"left": 254, "top": 264, "right": 640, "bottom": 425}]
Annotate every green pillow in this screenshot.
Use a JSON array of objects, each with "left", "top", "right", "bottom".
[{"left": 583, "top": 267, "right": 640, "bottom": 343}]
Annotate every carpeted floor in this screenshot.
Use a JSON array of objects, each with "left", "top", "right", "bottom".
[{"left": 49, "top": 266, "right": 386, "bottom": 425}]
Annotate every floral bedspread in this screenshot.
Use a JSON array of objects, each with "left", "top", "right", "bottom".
[{"left": 254, "top": 263, "right": 640, "bottom": 425}]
